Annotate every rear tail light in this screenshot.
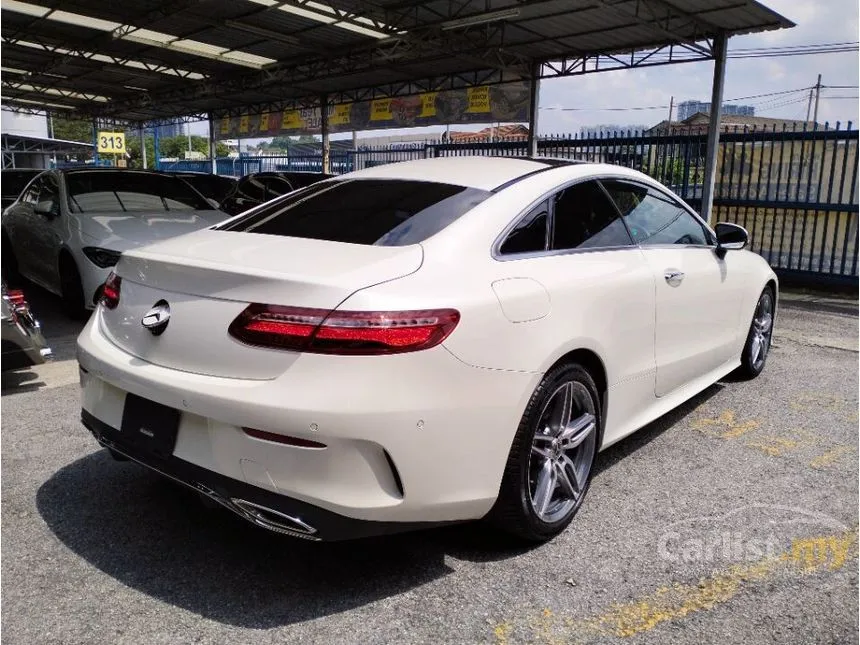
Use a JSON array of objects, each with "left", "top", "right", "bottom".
[
  {"left": 229, "top": 305, "right": 460, "bottom": 355},
  {"left": 6, "top": 289, "right": 26, "bottom": 308},
  {"left": 100, "top": 272, "right": 121, "bottom": 310},
  {"left": 4, "top": 289, "right": 30, "bottom": 324}
]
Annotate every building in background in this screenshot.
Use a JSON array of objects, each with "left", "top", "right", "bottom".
[
  {"left": 677, "top": 100, "right": 755, "bottom": 121},
  {"left": 155, "top": 122, "right": 185, "bottom": 138},
  {"left": 1, "top": 109, "right": 49, "bottom": 138}
]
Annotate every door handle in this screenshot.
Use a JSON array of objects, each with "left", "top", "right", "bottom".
[{"left": 664, "top": 269, "right": 685, "bottom": 286}]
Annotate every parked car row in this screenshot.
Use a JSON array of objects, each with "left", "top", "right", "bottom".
[{"left": 0, "top": 167, "right": 333, "bottom": 319}]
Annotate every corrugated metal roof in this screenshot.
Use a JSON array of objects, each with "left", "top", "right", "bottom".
[{"left": 0, "top": 0, "right": 794, "bottom": 123}]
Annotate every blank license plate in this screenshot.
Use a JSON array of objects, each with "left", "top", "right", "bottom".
[{"left": 119, "top": 394, "right": 180, "bottom": 459}]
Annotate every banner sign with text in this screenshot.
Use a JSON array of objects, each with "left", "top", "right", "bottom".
[{"left": 215, "top": 82, "right": 531, "bottom": 138}]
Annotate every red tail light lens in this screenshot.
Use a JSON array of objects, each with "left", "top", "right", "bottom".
[
  {"left": 229, "top": 305, "right": 460, "bottom": 355},
  {"left": 100, "top": 272, "right": 121, "bottom": 310},
  {"left": 6, "top": 289, "right": 26, "bottom": 308}
]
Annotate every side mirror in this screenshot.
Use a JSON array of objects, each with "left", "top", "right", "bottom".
[
  {"left": 714, "top": 222, "right": 748, "bottom": 258},
  {"left": 206, "top": 197, "right": 220, "bottom": 209}
]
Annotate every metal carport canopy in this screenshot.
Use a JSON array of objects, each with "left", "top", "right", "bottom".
[
  {"left": 1, "top": 0, "right": 793, "bottom": 124},
  {"left": 1, "top": 0, "right": 793, "bottom": 219}
]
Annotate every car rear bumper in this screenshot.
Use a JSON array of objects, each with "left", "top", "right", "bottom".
[
  {"left": 82, "top": 410, "right": 456, "bottom": 541},
  {"left": 76, "top": 309, "right": 540, "bottom": 531}
]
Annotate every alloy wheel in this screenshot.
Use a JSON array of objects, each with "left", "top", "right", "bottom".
[
  {"left": 528, "top": 381, "right": 597, "bottom": 524},
  {"left": 750, "top": 291, "right": 774, "bottom": 370}
]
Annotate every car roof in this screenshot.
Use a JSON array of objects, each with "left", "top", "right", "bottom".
[{"left": 341, "top": 156, "right": 586, "bottom": 191}]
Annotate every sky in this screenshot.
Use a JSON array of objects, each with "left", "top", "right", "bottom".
[{"left": 2, "top": 0, "right": 857, "bottom": 141}]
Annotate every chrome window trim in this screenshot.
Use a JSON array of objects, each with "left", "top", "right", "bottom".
[
  {"left": 494, "top": 244, "right": 642, "bottom": 262},
  {"left": 491, "top": 176, "right": 637, "bottom": 261}
]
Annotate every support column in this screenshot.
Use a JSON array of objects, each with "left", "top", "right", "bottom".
[
  {"left": 320, "top": 94, "right": 330, "bottom": 174},
  {"left": 139, "top": 122, "right": 147, "bottom": 169},
  {"left": 208, "top": 113, "right": 217, "bottom": 174},
  {"left": 700, "top": 32, "right": 728, "bottom": 223},
  {"left": 92, "top": 119, "right": 99, "bottom": 165},
  {"left": 526, "top": 63, "right": 541, "bottom": 157}
]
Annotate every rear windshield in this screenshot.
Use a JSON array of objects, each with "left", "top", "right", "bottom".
[
  {"left": 66, "top": 171, "right": 211, "bottom": 213},
  {"left": 216, "top": 179, "right": 491, "bottom": 246}
]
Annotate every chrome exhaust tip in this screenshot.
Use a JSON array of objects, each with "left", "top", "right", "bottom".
[
  {"left": 92, "top": 434, "right": 321, "bottom": 540},
  {"left": 230, "top": 498, "right": 319, "bottom": 539}
]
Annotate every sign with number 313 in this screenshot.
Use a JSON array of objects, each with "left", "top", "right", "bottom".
[{"left": 97, "top": 132, "right": 125, "bottom": 154}]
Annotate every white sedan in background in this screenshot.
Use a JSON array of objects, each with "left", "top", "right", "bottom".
[
  {"left": 76, "top": 157, "right": 776, "bottom": 542},
  {"left": 2, "top": 168, "right": 228, "bottom": 317}
]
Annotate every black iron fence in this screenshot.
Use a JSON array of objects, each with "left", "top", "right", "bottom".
[{"left": 164, "top": 123, "right": 858, "bottom": 285}]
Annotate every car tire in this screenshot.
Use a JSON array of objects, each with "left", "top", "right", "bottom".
[
  {"left": 59, "top": 254, "right": 87, "bottom": 320},
  {"left": 488, "top": 362, "right": 600, "bottom": 543},
  {"left": 2, "top": 232, "right": 19, "bottom": 284},
  {"left": 736, "top": 287, "right": 775, "bottom": 380}
]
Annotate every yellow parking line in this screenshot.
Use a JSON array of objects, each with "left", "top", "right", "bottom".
[
  {"left": 490, "top": 527, "right": 858, "bottom": 644},
  {"left": 810, "top": 446, "right": 853, "bottom": 469}
]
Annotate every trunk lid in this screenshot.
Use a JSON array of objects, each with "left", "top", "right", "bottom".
[{"left": 100, "top": 229, "right": 423, "bottom": 379}]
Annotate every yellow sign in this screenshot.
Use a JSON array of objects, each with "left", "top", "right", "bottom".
[
  {"left": 239, "top": 115, "right": 250, "bottom": 134},
  {"left": 420, "top": 92, "right": 438, "bottom": 118},
  {"left": 331, "top": 104, "right": 351, "bottom": 126},
  {"left": 371, "top": 99, "right": 392, "bottom": 121},
  {"left": 467, "top": 87, "right": 490, "bottom": 113},
  {"left": 97, "top": 132, "right": 125, "bottom": 154},
  {"left": 282, "top": 109, "right": 303, "bottom": 130}
]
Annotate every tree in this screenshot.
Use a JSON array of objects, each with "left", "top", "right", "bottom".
[
  {"left": 52, "top": 117, "right": 93, "bottom": 144},
  {"left": 124, "top": 135, "right": 230, "bottom": 168},
  {"left": 125, "top": 135, "right": 155, "bottom": 168}
]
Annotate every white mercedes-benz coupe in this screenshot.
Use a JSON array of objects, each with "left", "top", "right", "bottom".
[
  {"left": 76, "top": 157, "right": 777, "bottom": 542},
  {"left": 2, "top": 168, "right": 228, "bottom": 318}
]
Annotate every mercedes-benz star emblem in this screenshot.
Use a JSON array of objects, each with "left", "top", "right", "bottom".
[{"left": 141, "top": 300, "right": 170, "bottom": 336}]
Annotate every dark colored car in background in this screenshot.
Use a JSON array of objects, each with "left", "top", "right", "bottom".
[
  {"left": 220, "top": 171, "right": 334, "bottom": 215},
  {"left": 2, "top": 169, "right": 42, "bottom": 210},
  {"left": 169, "top": 171, "right": 238, "bottom": 209},
  {"left": 2, "top": 282, "right": 51, "bottom": 371}
]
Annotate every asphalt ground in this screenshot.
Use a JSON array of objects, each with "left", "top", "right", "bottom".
[{"left": 2, "top": 286, "right": 858, "bottom": 645}]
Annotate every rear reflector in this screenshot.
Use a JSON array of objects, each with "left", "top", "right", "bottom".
[
  {"left": 229, "top": 305, "right": 460, "bottom": 355},
  {"left": 242, "top": 427, "right": 327, "bottom": 449},
  {"left": 100, "top": 272, "right": 121, "bottom": 310}
]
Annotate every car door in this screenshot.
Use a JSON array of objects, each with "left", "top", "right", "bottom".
[
  {"left": 3, "top": 175, "right": 45, "bottom": 282},
  {"left": 26, "top": 172, "right": 66, "bottom": 289},
  {"left": 495, "top": 179, "right": 657, "bottom": 445},
  {"left": 602, "top": 179, "right": 744, "bottom": 397}
]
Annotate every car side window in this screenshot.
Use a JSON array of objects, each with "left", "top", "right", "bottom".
[
  {"left": 21, "top": 178, "right": 41, "bottom": 205},
  {"left": 602, "top": 180, "right": 710, "bottom": 246},
  {"left": 36, "top": 174, "right": 61, "bottom": 215},
  {"left": 551, "top": 180, "right": 634, "bottom": 250},
  {"left": 499, "top": 201, "right": 549, "bottom": 255}
]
